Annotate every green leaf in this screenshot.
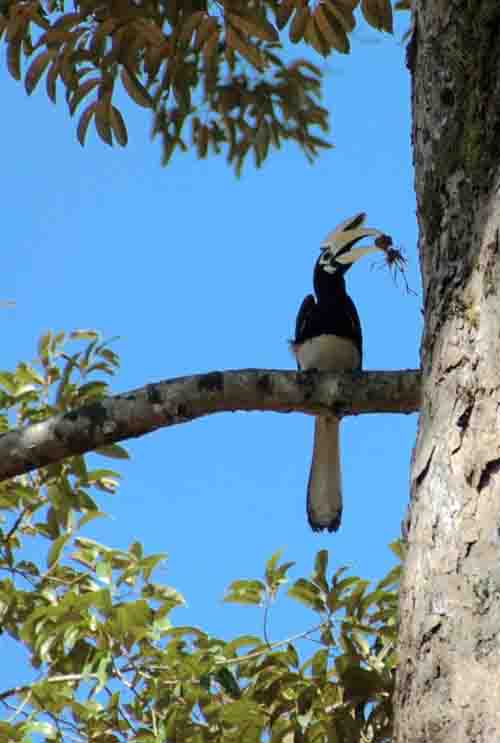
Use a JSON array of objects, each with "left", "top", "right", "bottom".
[
  {"left": 225, "top": 635, "right": 262, "bottom": 654},
  {"left": 70, "top": 329, "right": 99, "bottom": 340},
  {"left": 265, "top": 548, "right": 284, "bottom": 579},
  {"left": 339, "top": 665, "right": 385, "bottom": 702},
  {"left": 47, "top": 533, "right": 70, "bottom": 568},
  {"left": 265, "top": 549, "right": 294, "bottom": 593},
  {"left": 310, "top": 648, "right": 329, "bottom": 677},
  {"left": 95, "top": 444, "right": 130, "bottom": 460},
  {"left": 313, "top": 549, "right": 329, "bottom": 592},
  {"left": 227, "top": 579, "right": 266, "bottom": 593},
  {"left": 345, "top": 580, "right": 370, "bottom": 616},
  {"left": 55, "top": 352, "right": 80, "bottom": 405},
  {"left": 377, "top": 564, "right": 401, "bottom": 591},
  {"left": 77, "top": 510, "right": 108, "bottom": 529},
  {"left": 288, "top": 578, "right": 325, "bottom": 610},
  {"left": 327, "top": 576, "right": 362, "bottom": 612},
  {"left": 113, "top": 600, "right": 152, "bottom": 637},
  {"left": 74, "top": 536, "right": 109, "bottom": 551},
  {"left": 69, "top": 454, "right": 88, "bottom": 481},
  {"left": 141, "top": 584, "right": 185, "bottom": 608},
  {"left": 215, "top": 667, "right": 241, "bottom": 698},
  {"left": 25, "top": 721, "right": 57, "bottom": 737},
  {"left": 77, "top": 381, "right": 109, "bottom": 399},
  {"left": 283, "top": 642, "right": 300, "bottom": 668},
  {"left": 74, "top": 489, "right": 99, "bottom": 510},
  {"left": 152, "top": 615, "right": 172, "bottom": 635},
  {"left": 37, "top": 330, "right": 53, "bottom": 362},
  {"left": 130, "top": 540, "right": 143, "bottom": 559},
  {"left": 140, "top": 552, "right": 167, "bottom": 580},
  {"left": 16, "top": 362, "right": 44, "bottom": 386},
  {"left": 360, "top": 588, "right": 391, "bottom": 613},
  {"left": 0, "top": 371, "right": 17, "bottom": 393},
  {"left": 96, "top": 559, "right": 112, "bottom": 584},
  {"left": 224, "top": 579, "right": 266, "bottom": 605},
  {"left": 163, "top": 625, "right": 206, "bottom": 640},
  {"left": 86, "top": 467, "right": 121, "bottom": 482},
  {"left": 220, "top": 699, "right": 264, "bottom": 726},
  {"left": 224, "top": 591, "right": 264, "bottom": 606},
  {"left": 389, "top": 538, "right": 406, "bottom": 561},
  {"left": 97, "top": 347, "right": 120, "bottom": 366}
]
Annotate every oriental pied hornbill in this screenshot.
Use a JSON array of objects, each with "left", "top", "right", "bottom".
[{"left": 291, "top": 213, "right": 384, "bottom": 533}]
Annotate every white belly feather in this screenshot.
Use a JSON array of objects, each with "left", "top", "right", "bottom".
[{"left": 294, "top": 334, "right": 361, "bottom": 372}]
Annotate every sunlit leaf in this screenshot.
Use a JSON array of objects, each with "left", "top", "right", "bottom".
[
  {"left": 312, "top": 549, "right": 329, "bottom": 592},
  {"left": 95, "top": 444, "right": 129, "bottom": 460},
  {"left": 288, "top": 578, "right": 325, "bottom": 610},
  {"left": 69, "top": 330, "right": 99, "bottom": 340},
  {"left": 47, "top": 533, "right": 70, "bottom": 568}
]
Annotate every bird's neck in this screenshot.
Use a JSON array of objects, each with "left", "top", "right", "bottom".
[{"left": 314, "top": 270, "right": 347, "bottom": 305}]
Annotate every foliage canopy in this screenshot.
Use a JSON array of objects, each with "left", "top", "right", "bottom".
[
  {"left": 0, "top": 331, "right": 401, "bottom": 742},
  {"left": 1, "top": 0, "right": 408, "bottom": 172}
]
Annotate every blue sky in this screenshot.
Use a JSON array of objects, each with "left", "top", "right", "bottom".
[{"left": 1, "top": 9, "right": 419, "bottom": 685}]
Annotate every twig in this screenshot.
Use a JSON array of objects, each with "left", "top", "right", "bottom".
[{"left": 216, "top": 622, "right": 327, "bottom": 666}]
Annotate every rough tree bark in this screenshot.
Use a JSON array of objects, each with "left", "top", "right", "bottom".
[{"left": 396, "top": 1, "right": 500, "bottom": 741}]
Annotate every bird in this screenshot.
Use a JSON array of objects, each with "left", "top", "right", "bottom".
[{"left": 290, "top": 213, "right": 384, "bottom": 532}]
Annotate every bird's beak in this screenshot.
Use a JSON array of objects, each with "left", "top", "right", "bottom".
[
  {"left": 321, "top": 224, "right": 386, "bottom": 265},
  {"left": 334, "top": 243, "right": 382, "bottom": 265},
  {"left": 321, "top": 225, "right": 382, "bottom": 250}
]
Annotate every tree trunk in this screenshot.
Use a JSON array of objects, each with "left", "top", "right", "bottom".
[{"left": 396, "top": 1, "right": 500, "bottom": 740}]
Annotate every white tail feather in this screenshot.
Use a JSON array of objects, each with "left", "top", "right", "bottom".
[{"left": 307, "top": 416, "right": 342, "bottom": 532}]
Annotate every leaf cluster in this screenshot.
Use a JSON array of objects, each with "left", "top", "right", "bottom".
[
  {"left": 1, "top": 0, "right": 406, "bottom": 172},
  {"left": 0, "top": 331, "right": 402, "bottom": 742},
  {"left": 223, "top": 546, "right": 401, "bottom": 742}
]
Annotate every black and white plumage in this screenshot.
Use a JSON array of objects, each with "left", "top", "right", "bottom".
[{"left": 291, "top": 213, "right": 383, "bottom": 533}]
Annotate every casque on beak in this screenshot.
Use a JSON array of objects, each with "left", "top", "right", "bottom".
[
  {"left": 320, "top": 224, "right": 386, "bottom": 265},
  {"left": 334, "top": 243, "right": 383, "bottom": 265}
]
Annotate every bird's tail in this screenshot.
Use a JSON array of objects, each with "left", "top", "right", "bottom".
[{"left": 307, "top": 416, "right": 342, "bottom": 532}]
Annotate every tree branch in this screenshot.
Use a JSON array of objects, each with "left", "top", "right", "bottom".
[{"left": 0, "top": 369, "right": 420, "bottom": 481}]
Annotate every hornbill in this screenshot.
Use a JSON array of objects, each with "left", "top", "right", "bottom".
[{"left": 291, "top": 213, "right": 384, "bottom": 532}]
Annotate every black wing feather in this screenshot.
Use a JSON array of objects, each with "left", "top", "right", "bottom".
[
  {"left": 343, "top": 294, "right": 362, "bottom": 361},
  {"left": 294, "top": 294, "right": 315, "bottom": 344}
]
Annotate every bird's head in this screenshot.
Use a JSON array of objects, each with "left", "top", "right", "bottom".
[
  {"left": 314, "top": 212, "right": 385, "bottom": 297},
  {"left": 318, "top": 212, "right": 385, "bottom": 275}
]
